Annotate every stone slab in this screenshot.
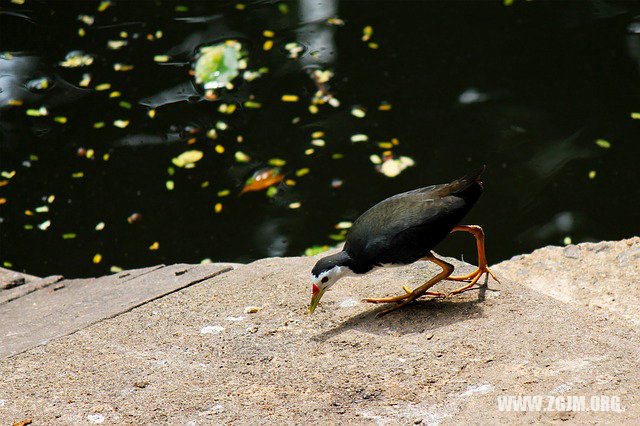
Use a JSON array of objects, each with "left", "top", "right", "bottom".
[
  {"left": 0, "top": 263, "right": 233, "bottom": 358},
  {"left": 0, "top": 248, "right": 638, "bottom": 424}
]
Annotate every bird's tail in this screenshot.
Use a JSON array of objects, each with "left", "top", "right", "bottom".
[{"left": 440, "top": 165, "right": 486, "bottom": 195}]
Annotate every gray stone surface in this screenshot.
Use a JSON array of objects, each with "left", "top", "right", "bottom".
[
  {"left": 494, "top": 236, "right": 640, "bottom": 327},
  {"left": 0, "top": 263, "right": 233, "bottom": 358},
  {"left": 0, "top": 242, "right": 639, "bottom": 424}
]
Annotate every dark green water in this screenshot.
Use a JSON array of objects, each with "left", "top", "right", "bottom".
[{"left": 1, "top": 0, "right": 639, "bottom": 277}]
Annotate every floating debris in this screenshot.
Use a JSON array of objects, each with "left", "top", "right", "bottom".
[
  {"left": 38, "top": 220, "right": 51, "bottom": 231},
  {"left": 110, "top": 265, "right": 123, "bottom": 273},
  {"left": 296, "top": 168, "right": 310, "bottom": 177},
  {"left": 127, "top": 212, "right": 142, "bottom": 224},
  {"left": 113, "top": 119, "right": 129, "bottom": 128},
  {"left": 166, "top": 180, "right": 174, "bottom": 190},
  {"left": 351, "top": 106, "right": 366, "bottom": 118},
  {"left": 114, "top": 63, "right": 134, "bottom": 72},
  {"left": 281, "top": 94, "right": 299, "bottom": 102},
  {"left": 263, "top": 40, "right": 273, "bottom": 51},
  {"left": 153, "top": 55, "right": 170, "bottom": 63},
  {"left": 172, "top": 150, "right": 203, "bottom": 168},
  {"left": 378, "top": 102, "right": 392, "bottom": 111},
  {"left": 26, "top": 107, "right": 48, "bottom": 117},
  {"left": 235, "top": 151, "right": 250, "bottom": 163},
  {"left": 362, "top": 25, "right": 373, "bottom": 42},
  {"left": 335, "top": 221, "right": 352, "bottom": 229},
  {"left": 149, "top": 241, "right": 159, "bottom": 250},
  {"left": 351, "top": 134, "right": 368, "bottom": 143},
  {"left": 595, "top": 139, "right": 611, "bottom": 149},
  {"left": 62, "top": 233, "right": 77, "bottom": 239},
  {"left": 95, "top": 222, "right": 105, "bottom": 230},
  {"left": 241, "top": 168, "right": 284, "bottom": 195},
  {"left": 60, "top": 51, "right": 94, "bottom": 68},
  {"left": 107, "top": 40, "right": 127, "bottom": 50},
  {"left": 631, "top": 112, "right": 640, "bottom": 119},
  {"left": 214, "top": 203, "right": 223, "bottom": 213},
  {"left": 284, "top": 42, "right": 304, "bottom": 58},
  {"left": 331, "top": 178, "right": 343, "bottom": 189},
  {"left": 268, "top": 158, "right": 286, "bottom": 166},
  {"left": 379, "top": 156, "right": 415, "bottom": 178},
  {"left": 589, "top": 170, "right": 596, "bottom": 179},
  {"left": 98, "top": 0, "right": 111, "bottom": 12},
  {"left": 93, "top": 253, "right": 102, "bottom": 264},
  {"left": 289, "top": 202, "right": 301, "bottom": 209},
  {"left": 194, "top": 41, "right": 243, "bottom": 90}
]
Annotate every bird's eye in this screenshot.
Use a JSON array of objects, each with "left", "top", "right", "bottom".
[{"left": 321, "top": 277, "right": 329, "bottom": 283}]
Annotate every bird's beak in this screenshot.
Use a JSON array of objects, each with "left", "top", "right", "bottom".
[{"left": 309, "top": 283, "right": 326, "bottom": 314}]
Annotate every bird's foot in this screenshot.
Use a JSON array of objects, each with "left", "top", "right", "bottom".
[{"left": 448, "top": 264, "right": 499, "bottom": 295}]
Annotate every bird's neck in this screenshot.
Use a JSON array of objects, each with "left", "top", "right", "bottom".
[{"left": 329, "top": 251, "right": 371, "bottom": 275}]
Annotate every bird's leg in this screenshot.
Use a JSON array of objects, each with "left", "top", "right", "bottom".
[
  {"left": 363, "top": 254, "right": 453, "bottom": 317},
  {"left": 447, "top": 225, "right": 499, "bottom": 295}
]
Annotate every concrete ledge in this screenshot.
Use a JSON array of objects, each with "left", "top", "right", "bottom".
[{"left": 0, "top": 240, "right": 638, "bottom": 424}]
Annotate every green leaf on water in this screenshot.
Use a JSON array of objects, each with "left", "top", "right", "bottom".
[{"left": 194, "top": 41, "right": 243, "bottom": 90}]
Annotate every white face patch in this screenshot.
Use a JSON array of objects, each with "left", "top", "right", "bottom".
[{"left": 310, "top": 265, "right": 354, "bottom": 290}]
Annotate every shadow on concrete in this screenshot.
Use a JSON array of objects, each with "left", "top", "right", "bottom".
[{"left": 311, "top": 285, "right": 492, "bottom": 342}]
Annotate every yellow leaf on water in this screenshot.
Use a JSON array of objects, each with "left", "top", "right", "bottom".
[{"left": 172, "top": 150, "right": 203, "bottom": 167}]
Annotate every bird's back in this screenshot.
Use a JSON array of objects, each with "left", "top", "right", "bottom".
[{"left": 344, "top": 167, "right": 484, "bottom": 271}]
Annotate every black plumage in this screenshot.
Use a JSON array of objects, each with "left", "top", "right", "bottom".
[{"left": 313, "top": 166, "right": 485, "bottom": 276}]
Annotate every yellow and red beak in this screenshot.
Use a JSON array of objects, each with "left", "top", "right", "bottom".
[{"left": 309, "top": 283, "right": 326, "bottom": 314}]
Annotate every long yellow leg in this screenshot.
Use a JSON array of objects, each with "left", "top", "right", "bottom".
[
  {"left": 448, "top": 225, "right": 499, "bottom": 294},
  {"left": 362, "top": 253, "right": 453, "bottom": 317}
]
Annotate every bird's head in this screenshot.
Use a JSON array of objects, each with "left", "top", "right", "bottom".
[{"left": 309, "top": 251, "right": 353, "bottom": 314}]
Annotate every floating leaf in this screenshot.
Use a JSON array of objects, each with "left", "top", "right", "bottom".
[
  {"left": 62, "top": 233, "right": 77, "bottom": 239},
  {"left": 351, "top": 134, "right": 368, "bottom": 143},
  {"left": 379, "top": 156, "right": 415, "bottom": 177},
  {"left": 268, "top": 158, "right": 286, "bottom": 166},
  {"left": 241, "top": 167, "right": 284, "bottom": 195},
  {"left": 235, "top": 151, "right": 250, "bottom": 163},
  {"left": 95, "top": 222, "right": 105, "bottom": 230},
  {"left": 335, "top": 221, "right": 352, "bottom": 229},
  {"left": 149, "top": 241, "right": 159, "bottom": 250},
  {"left": 60, "top": 51, "right": 94, "bottom": 68},
  {"left": 281, "top": 94, "right": 299, "bottom": 102},
  {"left": 588, "top": 170, "right": 596, "bottom": 179},
  {"left": 351, "top": 106, "right": 366, "bottom": 118},
  {"left": 214, "top": 202, "right": 223, "bottom": 213},
  {"left": 93, "top": 253, "right": 102, "bottom": 264},
  {"left": 266, "top": 186, "right": 278, "bottom": 198},
  {"left": 595, "top": 139, "right": 611, "bottom": 149},
  {"left": 194, "top": 41, "right": 242, "bottom": 90},
  {"left": 127, "top": 212, "right": 141, "bottom": 224},
  {"left": 172, "top": 150, "right": 203, "bottom": 167},
  {"left": 289, "top": 202, "right": 301, "bottom": 209}
]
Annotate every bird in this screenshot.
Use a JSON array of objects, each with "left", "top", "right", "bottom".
[{"left": 309, "top": 165, "right": 498, "bottom": 317}]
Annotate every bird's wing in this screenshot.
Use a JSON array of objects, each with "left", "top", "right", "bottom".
[{"left": 344, "top": 167, "right": 485, "bottom": 265}]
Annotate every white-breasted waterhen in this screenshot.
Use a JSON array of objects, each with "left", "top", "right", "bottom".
[{"left": 309, "top": 165, "right": 498, "bottom": 317}]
